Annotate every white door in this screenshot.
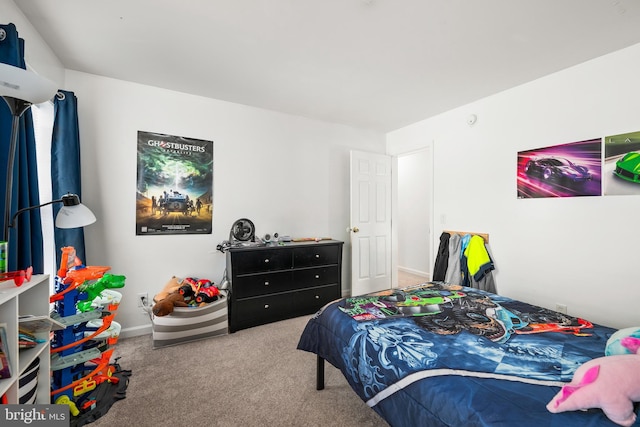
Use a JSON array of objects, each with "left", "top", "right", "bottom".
[{"left": 349, "top": 150, "right": 392, "bottom": 296}]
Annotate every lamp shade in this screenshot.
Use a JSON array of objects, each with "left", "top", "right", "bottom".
[
  {"left": 54, "top": 201, "right": 96, "bottom": 229},
  {"left": 0, "top": 62, "right": 57, "bottom": 104}
]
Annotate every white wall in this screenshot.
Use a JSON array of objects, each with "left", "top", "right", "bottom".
[
  {"left": 387, "top": 43, "right": 640, "bottom": 330},
  {"left": 64, "top": 70, "right": 384, "bottom": 336}
]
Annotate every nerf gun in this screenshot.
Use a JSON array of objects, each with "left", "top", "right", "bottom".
[{"left": 76, "top": 274, "right": 126, "bottom": 312}]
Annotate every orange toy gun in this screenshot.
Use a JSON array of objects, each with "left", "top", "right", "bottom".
[
  {"left": 64, "top": 265, "right": 112, "bottom": 285},
  {"left": 50, "top": 265, "right": 111, "bottom": 303}
]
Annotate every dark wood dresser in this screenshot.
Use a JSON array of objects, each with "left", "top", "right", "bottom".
[{"left": 226, "top": 240, "right": 343, "bottom": 332}]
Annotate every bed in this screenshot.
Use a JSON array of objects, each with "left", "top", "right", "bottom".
[{"left": 297, "top": 281, "right": 638, "bottom": 426}]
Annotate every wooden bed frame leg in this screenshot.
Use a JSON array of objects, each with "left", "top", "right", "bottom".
[{"left": 316, "top": 355, "right": 325, "bottom": 390}]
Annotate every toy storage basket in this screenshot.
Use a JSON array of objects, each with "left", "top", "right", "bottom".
[{"left": 152, "top": 290, "right": 228, "bottom": 349}]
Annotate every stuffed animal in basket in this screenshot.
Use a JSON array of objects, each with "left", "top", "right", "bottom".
[
  {"left": 153, "top": 276, "right": 183, "bottom": 303},
  {"left": 546, "top": 335, "right": 640, "bottom": 426},
  {"left": 152, "top": 292, "right": 188, "bottom": 317}
]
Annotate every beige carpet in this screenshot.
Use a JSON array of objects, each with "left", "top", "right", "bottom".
[{"left": 90, "top": 314, "right": 388, "bottom": 427}]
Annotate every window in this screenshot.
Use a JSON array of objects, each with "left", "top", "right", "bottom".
[{"left": 31, "top": 102, "right": 55, "bottom": 287}]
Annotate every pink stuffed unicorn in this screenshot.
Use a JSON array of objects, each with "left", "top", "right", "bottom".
[{"left": 547, "top": 336, "right": 640, "bottom": 426}]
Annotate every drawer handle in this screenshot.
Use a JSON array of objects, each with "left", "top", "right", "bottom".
[
  {"left": 264, "top": 304, "right": 270, "bottom": 309},
  {"left": 315, "top": 275, "right": 320, "bottom": 279},
  {"left": 315, "top": 295, "right": 320, "bottom": 299},
  {"left": 264, "top": 281, "right": 270, "bottom": 286},
  {"left": 264, "top": 259, "right": 270, "bottom": 263},
  {"left": 315, "top": 254, "right": 320, "bottom": 258}
]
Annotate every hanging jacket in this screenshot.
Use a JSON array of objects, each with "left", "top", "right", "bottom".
[
  {"left": 473, "top": 242, "right": 497, "bottom": 293},
  {"left": 460, "top": 234, "right": 472, "bottom": 287},
  {"left": 462, "top": 235, "right": 495, "bottom": 289},
  {"left": 444, "top": 233, "right": 462, "bottom": 285},
  {"left": 465, "top": 235, "right": 494, "bottom": 281},
  {"left": 432, "top": 232, "right": 450, "bottom": 281},
  {"left": 471, "top": 270, "right": 497, "bottom": 294}
]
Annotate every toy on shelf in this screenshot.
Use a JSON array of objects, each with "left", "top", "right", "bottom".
[{"left": 0, "top": 265, "right": 32, "bottom": 286}]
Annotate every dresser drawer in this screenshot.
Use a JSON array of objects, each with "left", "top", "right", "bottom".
[
  {"left": 231, "top": 248, "right": 293, "bottom": 274},
  {"left": 292, "top": 266, "right": 339, "bottom": 289},
  {"left": 233, "top": 271, "right": 294, "bottom": 298},
  {"left": 291, "top": 284, "right": 341, "bottom": 316},
  {"left": 233, "top": 293, "right": 293, "bottom": 329},
  {"left": 293, "top": 245, "right": 339, "bottom": 267}
]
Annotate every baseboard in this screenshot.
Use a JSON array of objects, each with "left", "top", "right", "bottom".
[
  {"left": 398, "top": 266, "right": 430, "bottom": 279},
  {"left": 120, "top": 324, "right": 152, "bottom": 339}
]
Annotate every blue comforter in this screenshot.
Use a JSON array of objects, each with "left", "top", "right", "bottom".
[{"left": 297, "top": 283, "right": 640, "bottom": 426}]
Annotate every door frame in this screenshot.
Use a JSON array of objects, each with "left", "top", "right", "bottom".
[
  {"left": 346, "top": 144, "right": 435, "bottom": 295},
  {"left": 390, "top": 145, "right": 435, "bottom": 288}
]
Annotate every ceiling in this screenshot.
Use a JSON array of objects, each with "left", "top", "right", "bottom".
[{"left": 13, "top": 0, "right": 640, "bottom": 132}]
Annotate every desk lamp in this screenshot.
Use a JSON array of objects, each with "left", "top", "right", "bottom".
[{"left": 8, "top": 193, "right": 96, "bottom": 232}]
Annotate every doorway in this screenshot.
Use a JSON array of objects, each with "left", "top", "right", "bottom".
[{"left": 395, "top": 147, "right": 432, "bottom": 287}]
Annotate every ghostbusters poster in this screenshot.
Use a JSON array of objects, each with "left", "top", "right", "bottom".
[{"left": 136, "top": 131, "right": 213, "bottom": 235}]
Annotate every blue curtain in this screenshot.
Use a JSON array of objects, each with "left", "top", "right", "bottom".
[
  {"left": 0, "top": 23, "right": 44, "bottom": 273},
  {"left": 52, "top": 90, "right": 87, "bottom": 266}
]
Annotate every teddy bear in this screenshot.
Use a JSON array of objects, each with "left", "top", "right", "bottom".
[
  {"left": 152, "top": 291, "right": 189, "bottom": 316},
  {"left": 153, "top": 276, "right": 183, "bottom": 303},
  {"left": 546, "top": 335, "right": 640, "bottom": 426}
]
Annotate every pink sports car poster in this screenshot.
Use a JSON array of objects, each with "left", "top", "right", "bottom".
[{"left": 517, "top": 139, "right": 602, "bottom": 199}]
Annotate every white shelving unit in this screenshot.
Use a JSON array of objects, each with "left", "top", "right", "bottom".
[{"left": 0, "top": 274, "right": 50, "bottom": 404}]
